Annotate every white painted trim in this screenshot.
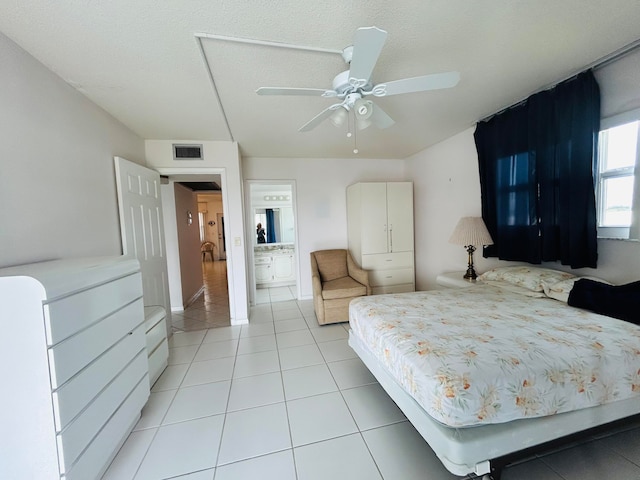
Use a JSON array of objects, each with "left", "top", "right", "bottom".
[{"left": 184, "top": 285, "right": 205, "bottom": 309}]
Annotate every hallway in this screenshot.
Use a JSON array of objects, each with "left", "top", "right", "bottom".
[
  {"left": 171, "top": 261, "right": 231, "bottom": 332},
  {"left": 171, "top": 260, "right": 298, "bottom": 332}
]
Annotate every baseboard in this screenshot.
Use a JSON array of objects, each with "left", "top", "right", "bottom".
[{"left": 183, "top": 286, "right": 205, "bottom": 309}]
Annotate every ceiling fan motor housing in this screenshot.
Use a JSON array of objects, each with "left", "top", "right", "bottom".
[{"left": 332, "top": 70, "right": 372, "bottom": 97}]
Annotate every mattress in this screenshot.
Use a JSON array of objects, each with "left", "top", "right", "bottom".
[{"left": 349, "top": 285, "right": 640, "bottom": 428}]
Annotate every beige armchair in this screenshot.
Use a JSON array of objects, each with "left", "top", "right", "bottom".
[{"left": 310, "top": 249, "right": 371, "bottom": 325}]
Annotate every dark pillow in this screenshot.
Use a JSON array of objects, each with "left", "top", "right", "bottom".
[{"left": 568, "top": 279, "right": 640, "bottom": 324}]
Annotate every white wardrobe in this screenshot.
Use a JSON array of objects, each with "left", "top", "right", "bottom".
[
  {"left": 0, "top": 256, "right": 150, "bottom": 480},
  {"left": 347, "top": 182, "right": 415, "bottom": 294}
]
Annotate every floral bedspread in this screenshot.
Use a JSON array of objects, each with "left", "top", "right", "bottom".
[{"left": 349, "top": 286, "right": 640, "bottom": 427}]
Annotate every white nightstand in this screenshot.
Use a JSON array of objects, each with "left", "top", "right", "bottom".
[{"left": 436, "top": 271, "right": 482, "bottom": 289}]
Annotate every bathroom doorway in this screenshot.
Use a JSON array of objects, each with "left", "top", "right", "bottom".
[{"left": 246, "top": 181, "right": 300, "bottom": 305}]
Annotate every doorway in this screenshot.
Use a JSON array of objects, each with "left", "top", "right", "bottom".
[
  {"left": 246, "top": 180, "right": 300, "bottom": 306},
  {"left": 161, "top": 173, "right": 234, "bottom": 327}
]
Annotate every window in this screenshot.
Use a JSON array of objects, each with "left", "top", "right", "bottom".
[
  {"left": 596, "top": 111, "right": 640, "bottom": 239},
  {"left": 475, "top": 70, "right": 600, "bottom": 268},
  {"left": 198, "top": 212, "right": 206, "bottom": 242}
]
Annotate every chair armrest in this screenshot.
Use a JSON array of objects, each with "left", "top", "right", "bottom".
[
  {"left": 347, "top": 251, "right": 372, "bottom": 295},
  {"left": 310, "top": 252, "right": 325, "bottom": 323}
]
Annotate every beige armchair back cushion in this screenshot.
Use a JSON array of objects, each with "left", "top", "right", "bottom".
[{"left": 310, "top": 249, "right": 371, "bottom": 325}]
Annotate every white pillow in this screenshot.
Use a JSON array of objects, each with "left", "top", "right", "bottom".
[
  {"left": 479, "top": 266, "right": 575, "bottom": 293},
  {"left": 483, "top": 280, "right": 547, "bottom": 298}
]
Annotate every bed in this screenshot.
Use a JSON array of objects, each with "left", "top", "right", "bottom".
[{"left": 348, "top": 267, "right": 640, "bottom": 479}]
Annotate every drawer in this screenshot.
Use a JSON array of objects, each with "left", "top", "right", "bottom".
[
  {"left": 370, "top": 268, "right": 415, "bottom": 286},
  {"left": 52, "top": 323, "right": 146, "bottom": 431},
  {"left": 254, "top": 256, "right": 272, "bottom": 265},
  {"left": 148, "top": 338, "right": 169, "bottom": 387},
  {"left": 63, "top": 374, "right": 149, "bottom": 480},
  {"left": 144, "top": 305, "right": 166, "bottom": 332},
  {"left": 361, "top": 252, "right": 413, "bottom": 270},
  {"left": 48, "top": 298, "right": 145, "bottom": 388},
  {"left": 44, "top": 273, "right": 143, "bottom": 345},
  {"left": 372, "top": 284, "right": 415, "bottom": 295},
  {"left": 57, "top": 350, "right": 148, "bottom": 473},
  {"left": 145, "top": 316, "right": 167, "bottom": 352}
]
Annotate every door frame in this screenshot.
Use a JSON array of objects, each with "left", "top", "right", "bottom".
[
  {"left": 245, "top": 179, "right": 301, "bottom": 306},
  {"left": 157, "top": 167, "right": 245, "bottom": 325}
]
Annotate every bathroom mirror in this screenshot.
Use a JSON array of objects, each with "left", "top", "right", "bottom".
[
  {"left": 250, "top": 184, "right": 295, "bottom": 245},
  {"left": 254, "top": 207, "right": 294, "bottom": 244}
]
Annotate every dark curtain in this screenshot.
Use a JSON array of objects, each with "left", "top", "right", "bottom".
[
  {"left": 266, "top": 209, "right": 276, "bottom": 243},
  {"left": 475, "top": 70, "right": 600, "bottom": 268}
]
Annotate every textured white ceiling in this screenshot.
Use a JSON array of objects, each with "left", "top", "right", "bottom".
[{"left": 1, "top": 1, "right": 639, "bottom": 159}]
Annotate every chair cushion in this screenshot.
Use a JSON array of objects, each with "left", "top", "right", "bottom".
[
  {"left": 314, "top": 250, "right": 349, "bottom": 282},
  {"left": 321, "top": 276, "right": 367, "bottom": 300}
]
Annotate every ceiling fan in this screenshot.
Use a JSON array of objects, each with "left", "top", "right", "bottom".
[{"left": 256, "top": 26, "right": 460, "bottom": 133}]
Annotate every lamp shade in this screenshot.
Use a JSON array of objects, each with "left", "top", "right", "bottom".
[{"left": 449, "top": 217, "right": 494, "bottom": 247}]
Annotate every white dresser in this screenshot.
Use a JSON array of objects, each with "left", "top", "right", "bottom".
[
  {"left": 0, "top": 256, "right": 150, "bottom": 480},
  {"left": 347, "top": 182, "right": 415, "bottom": 294}
]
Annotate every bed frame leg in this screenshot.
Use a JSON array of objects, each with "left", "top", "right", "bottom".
[{"left": 473, "top": 460, "right": 502, "bottom": 480}]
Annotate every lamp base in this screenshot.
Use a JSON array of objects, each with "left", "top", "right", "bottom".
[
  {"left": 463, "top": 267, "right": 478, "bottom": 280},
  {"left": 463, "top": 245, "right": 478, "bottom": 280}
]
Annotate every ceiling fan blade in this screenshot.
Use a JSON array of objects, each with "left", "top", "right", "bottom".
[
  {"left": 370, "top": 103, "right": 395, "bottom": 129},
  {"left": 298, "top": 103, "right": 343, "bottom": 132},
  {"left": 374, "top": 71, "right": 460, "bottom": 97},
  {"left": 256, "top": 87, "right": 336, "bottom": 97},
  {"left": 348, "top": 27, "right": 388, "bottom": 83}
]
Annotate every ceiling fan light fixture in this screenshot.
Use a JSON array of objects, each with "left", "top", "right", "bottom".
[
  {"left": 356, "top": 117, "right": 372, "bottom": 131},
  {"left": 330, "top": 107, "right": 348, "bottom": 127},
  {"left": 354, "top": 99, "right": 373, "bottom": 120}
]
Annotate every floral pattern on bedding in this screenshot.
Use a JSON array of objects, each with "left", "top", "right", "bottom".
[{"left": 349, "top": 285, "right": 640, "bottom": 427}]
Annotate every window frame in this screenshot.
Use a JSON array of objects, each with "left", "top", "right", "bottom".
[{"left": 596, "top": 108, "right": 640, "bottom": 240}]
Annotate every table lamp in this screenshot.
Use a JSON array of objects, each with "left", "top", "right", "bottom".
[{"left": 449, "top": 217, "right": 494, "bottom": 280}]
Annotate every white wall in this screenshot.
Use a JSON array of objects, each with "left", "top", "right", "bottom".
[
  {"left": 405, "top": 128, "right": 502, "bottom": 290},
  {"left": 145, "top": 140, "right": 249, "bottom": 324},
  {"left": 243, "top": 156, "right": 407, "bottom": 299},
  {"left": 160, "top": 182, "right": 184, "bottom": 311},
  {"left": 0, "top": 32, "right": 145, "bottom": 268}
]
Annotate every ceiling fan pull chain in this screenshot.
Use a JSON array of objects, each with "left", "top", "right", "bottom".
[{"left": 353, "top": 114, "right": 359, "bottom": 154}]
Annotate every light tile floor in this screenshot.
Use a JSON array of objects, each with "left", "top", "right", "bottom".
[{"left": 104, "top": 263, "right": 640, "bottom": 479}]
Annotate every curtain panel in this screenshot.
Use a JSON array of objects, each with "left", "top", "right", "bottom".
[
  {"left": 475, "top": 70, "right": 600, "bottom": 268},
  {"left": 266, "top": 208, "right": 277, "bottom": 243}
]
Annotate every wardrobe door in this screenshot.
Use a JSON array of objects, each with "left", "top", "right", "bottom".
[{"left": 387, "top": 182, "right": 414, "bottom": 253}]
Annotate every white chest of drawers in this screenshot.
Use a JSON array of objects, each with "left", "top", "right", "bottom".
[{"left": 0, "top": 256, "right": 149, "bottom": 480}]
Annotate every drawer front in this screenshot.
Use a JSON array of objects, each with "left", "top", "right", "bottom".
[
  {"left": 370, "top": 268, "right": 415, "bottom": 287},
  {"left": 52, "top": 324, "right": 146, "bottom": 431},
  {"left": 148, "top": 338, "right": 169, "bottom": 387},
  {"left": 145, "top": 316, "right": 167, "bottom": 352},
  {"left": 63, "top": 375, "right": 149, "bottom": 480},
  {"left": 44, "top": 273, "right": 143, "bottom": 345},
  {"left": 48, "top": 298, "right": 145, "bottom": 388},
  {"left": 372, "top": 284, "right": 415, "bottom": 295},
  {"left": 254, "top": 256, "right": 271, "bottom": 265},
  {"left": 57, "top": 350, "right": 148, "bottom": 473},
  {"left": 361, "top": 252, "right": 413, "bottom": 270},
  {"left": 144, "top": 306, "right": 166, "bottom": 332}
]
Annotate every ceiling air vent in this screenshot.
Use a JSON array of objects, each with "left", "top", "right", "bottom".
[{"left": 173, "top": 144, "right": 203, "bottom": 160}]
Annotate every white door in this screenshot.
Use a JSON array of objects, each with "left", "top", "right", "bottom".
[
  {"left": 387, "top": 182, "right": 414, "bottom": 253},
  {"left": 114, "top": 157, "right": 171, "bottom": 330}
]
